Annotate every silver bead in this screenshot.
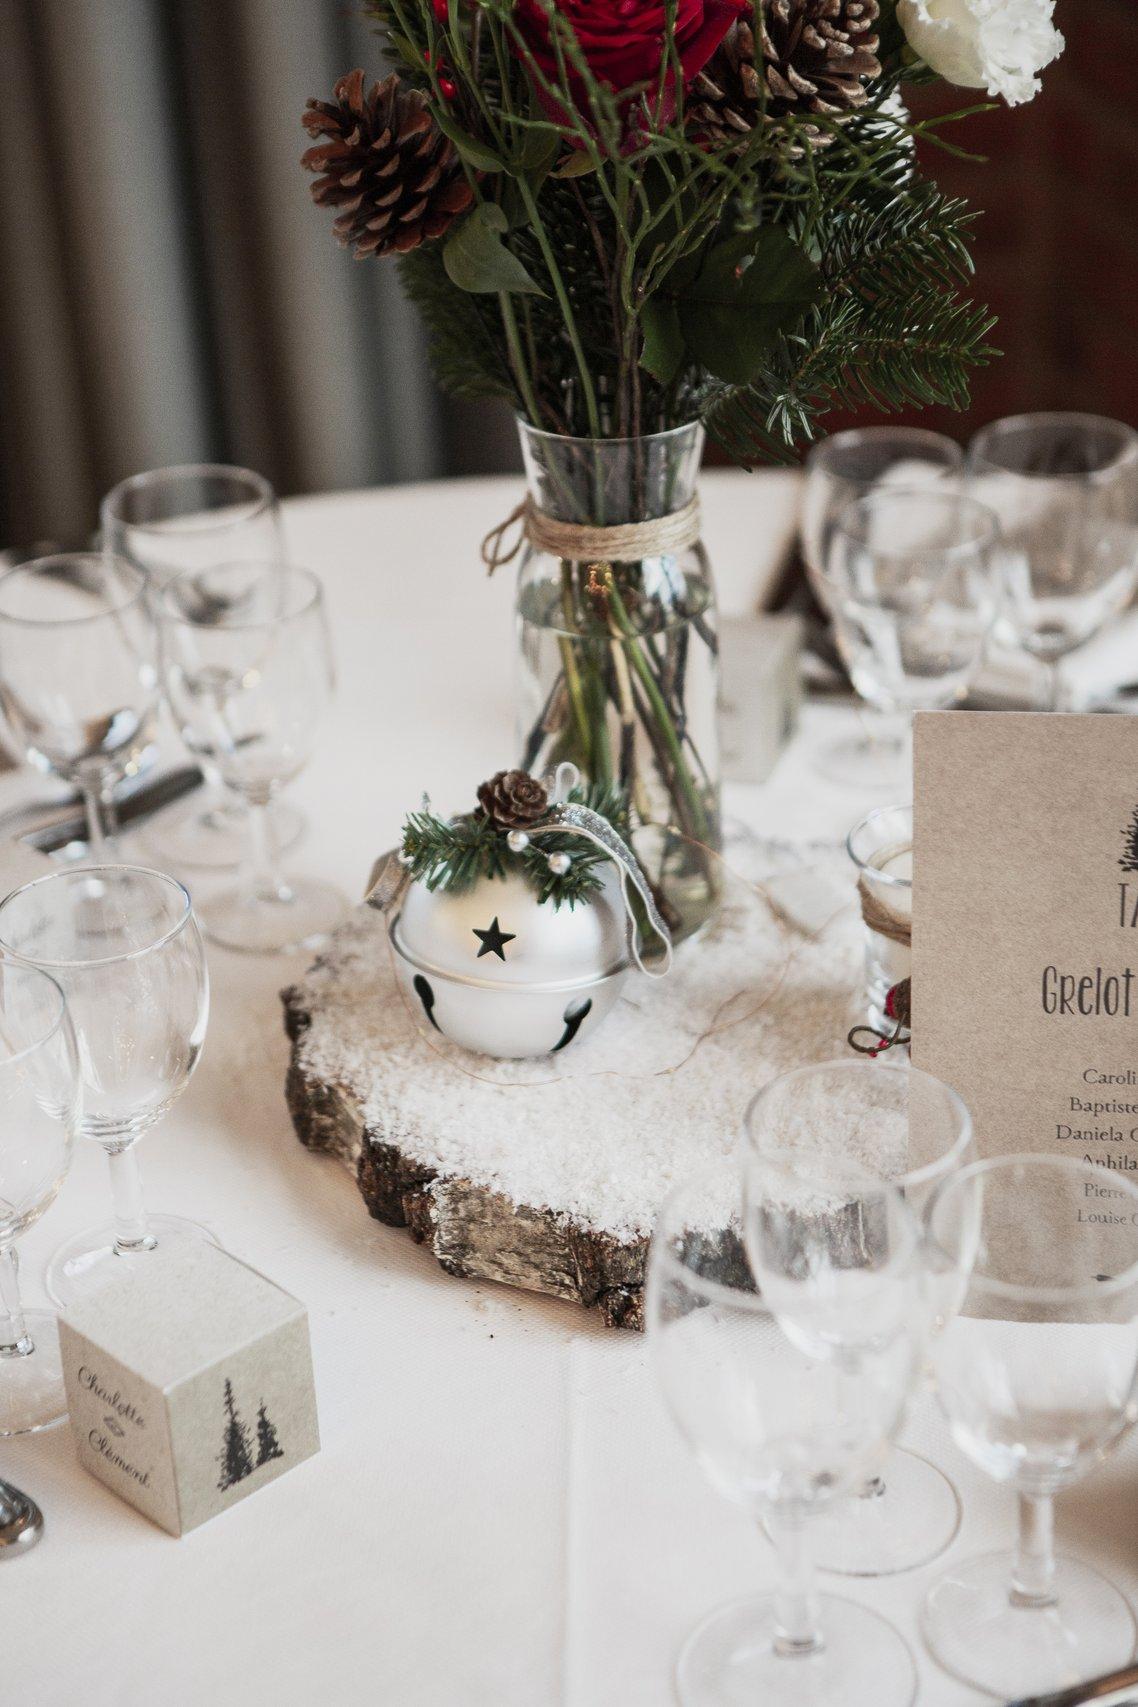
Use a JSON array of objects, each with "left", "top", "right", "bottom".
[
  {"left": 507, "top": 829, "right": 530, "bottom": 853},
  {"left": 547, "top": 850, "right": 571, "bottom": 876}
]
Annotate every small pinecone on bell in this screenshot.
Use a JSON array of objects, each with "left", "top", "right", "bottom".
[
  {"left": 690, "top": 1, "right": 881, "bottom": 149},
  {"left": 302, "top": 69, "right": 474, "bottom": 259},
  {"left": 477, "top": 770, "right": 549, "bottom": 831}
]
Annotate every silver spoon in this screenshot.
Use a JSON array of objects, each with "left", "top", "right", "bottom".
[{"left": 0, "top": 1478, "right": 43, "bottom": 1555}]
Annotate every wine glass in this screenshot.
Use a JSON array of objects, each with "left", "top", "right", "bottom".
[
  {"left": 744, "top": 1059, "right": 974, "bottom": 1576},
  {"left": 0, "top": 865, "right": 211, "bottom": 1309},
  {"left": 923, "top": 1154, "right": 1138, "bottom": 1699},
  {"left": 823, "top": 488, "right": 999, "bottom": 784},
  {"left": 100, "top": 463, "right": 302, "bottom": 866},
  {"left": 158, "top": 563, "right": 347, "bottom": 954},
  {"left": 0, "top": 964, "right": 79, "bottom": 1434},
  {"left": 0, "top": 554, "right": 160, "bottom": 857},
  {"left": 801, "top": 427, "right": 964, "bottom": 787},
  {"left": 968, "top": 413, "right": 1138, "bottom": 710},
  {"left": 648, "top": 1154, "right": 928, "bottom": 1707}
]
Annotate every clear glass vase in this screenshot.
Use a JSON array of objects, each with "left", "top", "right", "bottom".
[{"left": 515, "top": 420, "right": 722, "bottom": 939}]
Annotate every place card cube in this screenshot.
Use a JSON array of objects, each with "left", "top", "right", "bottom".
[
  {"left": 719, "top": 613, "right": 802, "bottom": 784},
  {"left": 59, "top": 1241, "right": 319, "bottom": 1536}
]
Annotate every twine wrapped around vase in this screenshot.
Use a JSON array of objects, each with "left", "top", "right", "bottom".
[
  {"left": 856, "top": 874, "right": 911, "bottom": 948},
  {"left": 481, "top": 495, "right": 702, "bottom": 574}
]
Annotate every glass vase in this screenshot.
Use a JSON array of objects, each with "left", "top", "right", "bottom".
[{"left": 514, "top": 420, "right": 721, "bottom": 939}]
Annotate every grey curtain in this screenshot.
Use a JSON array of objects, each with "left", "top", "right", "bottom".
[{"left": 0, "top": 0, "right": 516, "bottom": 549}]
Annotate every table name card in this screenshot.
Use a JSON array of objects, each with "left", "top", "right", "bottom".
[{"left": 913, "top": 712, "right": 1138, "bottom": 1174}]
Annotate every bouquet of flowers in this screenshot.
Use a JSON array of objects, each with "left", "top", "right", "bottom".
[{"left": 302, "top": 0, "right": 1062, "bottom": 932}]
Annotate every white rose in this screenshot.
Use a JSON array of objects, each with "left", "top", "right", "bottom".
[{"left": 896, "top": 0, "right": 1064, "bottom": 107}]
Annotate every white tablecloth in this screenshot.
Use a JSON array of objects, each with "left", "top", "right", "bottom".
[{"left": 5, "top": 470, "right": 1137, "bottom": 1707}]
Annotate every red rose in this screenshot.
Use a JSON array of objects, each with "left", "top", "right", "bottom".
[{"left": 517, "top": 0, "right": 747, "bottom": 130}]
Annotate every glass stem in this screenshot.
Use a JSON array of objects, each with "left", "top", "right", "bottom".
[
  {"left": 1045, "top": 660, "right": 1067, "bottom": 713},
  {"left": 1010, "top": 1492, "right": 1058, "bottom": 1608},
  {"left": 0, "top": 1244, "right": 31, "bottom": 1357},
  {"left": 106, "top": 1143, "right": 157, "bottom": 1255},
  {"left": 242, "top": 799, "right": 289, "bottom": 906},
  {"left": 767, "top": 1511, "right": 824, "bottom": 1658},
  {"left": 79, "top": 776, "right": 110, "bottom": 859}
]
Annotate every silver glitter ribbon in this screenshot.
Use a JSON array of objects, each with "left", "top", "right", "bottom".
[{"left": 527, "top": 804, "right": 673, "bottom": 977}]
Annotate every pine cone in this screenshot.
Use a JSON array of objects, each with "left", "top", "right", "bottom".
[
  {"left": 477, "top": 770, "right": 549, "bottom": 831},
  {"left": 690, "top": 1, "right": 881, "bottom": 150},
  {"left": 301, "top": 70, "right": 474, "bottom": 260}
]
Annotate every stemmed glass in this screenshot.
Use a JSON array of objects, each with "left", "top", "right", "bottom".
[
  {"left": 158, "top": 563, "right": 346, "bottom": 954},
  {"left": 100, "top": 463, "right": 302, "bottom": 866},
  {"left": 0, "top": 866, "right": 210, "bottom": 1310},
  {"left": 801, "top": 427, "right": 964, "bottom": 787},
  {"left": 0, "top": 554, "right": 160, "bottom": 857},
  {"left": 823, "top": 487, "right": 999, "bottom": 784},
  {"left": 745, "top": 1059, "right": 974, "bottom": 1576},
  {"left": 647, "top": 1153, "right": 929, "bottom": 1707},
  {"left": 0, "top": 964, "right": 79, "bottom": 1434},
  {"left": 923, "top": 1154, "right": 1138, "bottom": 1699},
  {"left": 968, "top": 413, "right": 1138, "bottom": 710}
]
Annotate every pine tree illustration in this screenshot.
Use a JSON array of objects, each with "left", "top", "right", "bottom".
[
  {"left": 217, "top": 1378, "right": 255, "bottom": 1491},
  {"left": 1121, "top": 805, "right": 1138, "bottom": 873},
  {"left": 255, "top": 1400, "right": 284, "bottom": 1467}
]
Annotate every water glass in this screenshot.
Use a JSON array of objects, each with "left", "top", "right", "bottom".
[
  {"left": 0, "top": 865, "right": 211, "bottom": 1309},
  {"left": 744, "top": 1060, "right": 974, "bottom": 1578},
  {"left": 0, "top": 964, "right": 79, "bottom": 1434},
  {"left": 847, "top": 803, "right": 912, "bottom": 1033},
  {"left": 100, "top": 463, "right": 300, "bottom": 867},
  {"left": 968, "top": 413, "right": 1138, "bottom": 709},
  {"left": 923, "top": 1155, "right": 1138, "bottom": 1698},
  {"left": 0, "top": 554, "right": 160, "bottom": 857},
  {"left": 648, "top": 1154, "right": 927, "bottom": 1707},
  {"left": 823, "top": 489, "right": 999, "bottom": 779},
  {"left": 158, "top": 563, "right": 346, "bottom": 954}
]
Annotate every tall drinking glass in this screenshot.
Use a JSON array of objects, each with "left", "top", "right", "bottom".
[
  {"left": 745, "top": 1059, "right": 974, "bottom": 1576},
  {"left": 648, "top": 1154, "right": 928, "bottom": 1707},
  {"left": 0, "top": 555, "right": 160, "bottom": 857},
  {"left": 847, "top": 804, "right": 912, "bottom": 1033},
  {"left": 0, "top": 866, "right": 211, "bottom": 1309},
  {"left": 968, "top": 413, "right": 1138, "bottom": 709},
  {"left": 0, "top": 964, "right": 79, "bottom": 1434},
  {"left": 101, "top": 463, "right": 301, "bottom": 866},
  {"left": 823, "top": 488, "right": 999, "bottom": 785},
  {"left": 923, "top": 1155, "right": 1138, "bottom": 1698},
  {"left": 159, "top": 563, "right": 346, "bottom": 954},
  {"left": 801, "top": 427, "right": 964, "bottom": 787}
]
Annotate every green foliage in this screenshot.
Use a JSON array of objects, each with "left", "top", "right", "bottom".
[
  {"left": 444, "top": 203, "right": 545, "bottom": 294},
  {"left": 400, "top": 782, "right": 631, "bottom": 909}
]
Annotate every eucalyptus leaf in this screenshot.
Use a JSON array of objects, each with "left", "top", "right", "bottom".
[
  {"left": 443, "top": 204, "right": 545, "bottom": 296},
  {"left": 677, "top": 228, "right": 821, "bottom": 385},
  {"left": 552, "top": 150, "right": 597, "bottom": 180},
  {"left": 639, "top": 300, "right": 685, "bottom": 386},
  {"left": 434, "top": 112, "right": 505, "bottom": 174}
]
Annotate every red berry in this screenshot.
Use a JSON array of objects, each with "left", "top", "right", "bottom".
[
  {"left": 433, "top": 0, "right": 449, "bottom": 18},
  {"left": 439, "top": 73, "right": 458, "bottom": 99}
]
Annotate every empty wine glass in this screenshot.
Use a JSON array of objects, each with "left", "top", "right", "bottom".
[
  {"left": 968, "top": 413, "right": 1138, "bottom": 709},
  {"left": 802, "top": 427, "right": 964, "bottom": 787},
  {"left": 823, "top": 488, "right": 999, "bottom": 783},
  {"left": 923, "top": 1155, "right": 1138, "bottom": 1698},
  {"left": 101, "top": 463, "right": 302, "bottom": 866},
  {"left": 648, "top": 1154, "right": 927, "bottom": 1707},
  {"left": 0, "top": 964, "right": 79, "bottom": 1434},
  {"left": 0, "top": 554, "right": 160, "bottom": 857},
  {"left": 745, "top": 1059, "right": 974, "bottom": 1577},
  {"left": 0, "top": 866, "right": 211, "bottom": 1310},
  {"left": 158, "top": 563, "right": 346, "bottom": 954}
]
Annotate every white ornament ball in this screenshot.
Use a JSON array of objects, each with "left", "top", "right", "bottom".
[
  {"left": 547, "top": 851, "right": 571, "bottom": 877},
  {"left": 506, "top": 829, "right": 530, "bottom": 853}
]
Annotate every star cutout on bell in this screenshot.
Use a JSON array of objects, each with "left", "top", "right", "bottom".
[{"left": 472, "top": 916, "right": 515, "bottom": 961}]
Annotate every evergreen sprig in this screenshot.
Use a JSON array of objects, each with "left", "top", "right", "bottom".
[{"left": 400, "top": 781, "right": 630, "bottom": 909}]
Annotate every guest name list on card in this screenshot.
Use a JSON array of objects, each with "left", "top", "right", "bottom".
[{"left": 914, "top": 712, "right": 1138, "bottom": 1180}]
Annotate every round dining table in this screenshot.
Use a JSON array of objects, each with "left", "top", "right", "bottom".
[{"left": 5, "top": 469, "right": 1137, "bottom": 1707}]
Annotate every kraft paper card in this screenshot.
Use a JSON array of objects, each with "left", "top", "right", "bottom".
[{"left": 913, "top": 710, "right": 1138, "bottom": 1177}]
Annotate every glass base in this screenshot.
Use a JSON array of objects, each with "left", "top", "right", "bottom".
[
  {"left": 812, "top": 729, "right": 910, "bottom": 793},
  {"left": 802, "top": 1448, "right": 961, "bottom": 1577},
  {"left": 145, "top": 795, "right": 305, "bottom": 870},
  {"left": 200, "top": 877, "right": 348, "bottom": 956},
  {"left": 0, "top": 1311, "right": 69, "bottom": 1436},
  {"left": 922, "top": 1549, "right": 1137, "bottom": 1699},
  {"left": 677, "top": 1592, "right": 917, "bottom": 1707},
  {"left": 46, "top": 1214, "right": 220, "bottom": 1311}
]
